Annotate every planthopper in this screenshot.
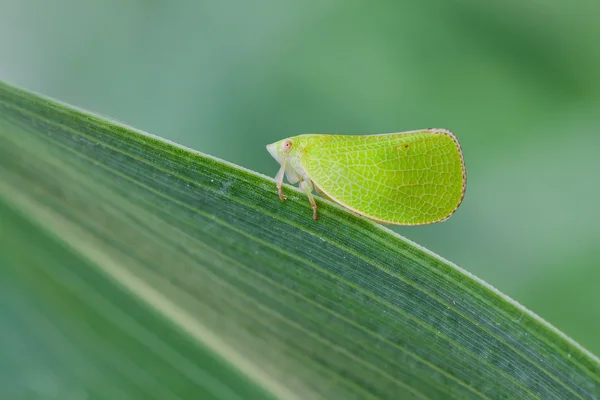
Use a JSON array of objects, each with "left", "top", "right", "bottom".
[{"left": 266, "top": 129, "right": 466, "bottom": 225}]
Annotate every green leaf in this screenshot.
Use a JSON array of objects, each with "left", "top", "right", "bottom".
[{"left": 0, "top": 79, "right": 598, "bottom": 400}]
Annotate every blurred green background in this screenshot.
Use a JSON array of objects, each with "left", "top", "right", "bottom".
[{"left": 2, "top": 0, "right": 599, "bottom": 357}]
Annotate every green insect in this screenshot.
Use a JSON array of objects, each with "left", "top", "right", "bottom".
[{"left": 266, "top": 129, "right": 466, "bottom": 225}]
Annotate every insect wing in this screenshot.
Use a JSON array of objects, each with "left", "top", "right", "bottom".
[{"left": 300, "top": 130, "right": 465, "bottom": 225}]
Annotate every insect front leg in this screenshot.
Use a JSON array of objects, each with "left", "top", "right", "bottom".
[
  {"left": 274, "top": 162, "right": 287, "bottom": 201},
  {"left": 300, "top": 180, "right": 318, "bottom": 220}
]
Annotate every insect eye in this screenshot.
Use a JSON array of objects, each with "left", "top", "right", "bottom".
[{"left": 281, "top": 140, "right": 293, "bottom": 152}]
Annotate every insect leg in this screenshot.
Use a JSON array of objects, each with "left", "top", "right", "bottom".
[
  {"left": 274, "top": 162, "right": 287, "bottom": 201},
  {"left": 300, "top": 180, "right": 318, "bottom": 220}
]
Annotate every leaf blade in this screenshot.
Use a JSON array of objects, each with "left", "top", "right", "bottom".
[{"left": 1, "top": 80, "right": 598, "bottom": 399}]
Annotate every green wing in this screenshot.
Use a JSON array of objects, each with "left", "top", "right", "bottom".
[{"left": 301, "top": 130, "right": 466, "bottom": 225}]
